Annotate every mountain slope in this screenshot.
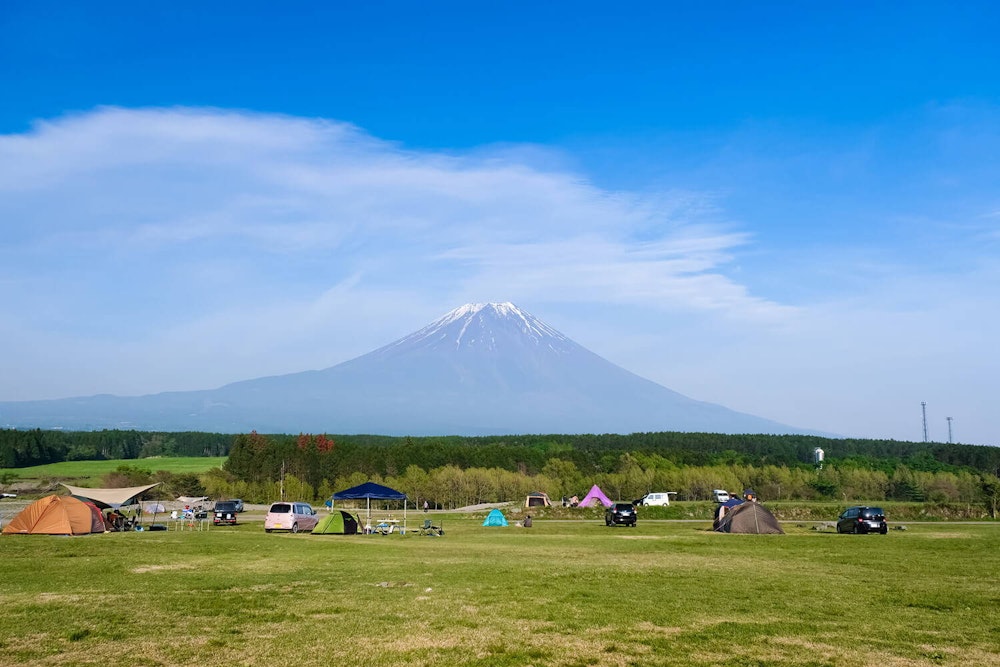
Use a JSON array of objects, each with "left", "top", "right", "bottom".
[{"left": 0, "top": 302, "right": 811, "bottom": 436}]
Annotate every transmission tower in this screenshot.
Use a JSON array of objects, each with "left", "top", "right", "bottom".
[{"left": 946, "top": 416, "right": 953, "bottom": 444}]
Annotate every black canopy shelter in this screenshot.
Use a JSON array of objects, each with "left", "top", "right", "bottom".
[{"left": 332, "top": 482, "right": 408, "bottom": 532}]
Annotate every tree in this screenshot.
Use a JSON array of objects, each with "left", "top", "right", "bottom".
[
  {"left": 540, "top": 458, "right": 584, "bottom": 500},
  {"left": 102, "top": 465, "right": 152, "bottom": 487},
  {"left": 981, "top": 475, "right": 1000, "bottom": 519}
]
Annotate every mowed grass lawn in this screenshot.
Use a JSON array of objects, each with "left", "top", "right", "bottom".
[
  {"left": 0, "top": 518, "right": 997, "bottom": 667},
  {"left": 1, "top": 457, "right": 227, "bottom": 484}
]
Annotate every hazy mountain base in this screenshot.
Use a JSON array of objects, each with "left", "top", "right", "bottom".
[{"left": 0, "top": 303, "right": 820, "bottom": 436}]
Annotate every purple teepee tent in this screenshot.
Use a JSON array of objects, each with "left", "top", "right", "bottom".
[{"left": 578, "top": 484, "right": 612, "bottom": 508}]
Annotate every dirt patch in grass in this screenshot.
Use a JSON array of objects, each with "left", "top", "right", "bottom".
[{"left": 131, "top": 563, "right": 195, "bottom": 574}]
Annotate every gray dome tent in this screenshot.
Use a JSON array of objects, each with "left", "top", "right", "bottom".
[{"left": 714, "top": 502, "right": 784, "bottom": 534}]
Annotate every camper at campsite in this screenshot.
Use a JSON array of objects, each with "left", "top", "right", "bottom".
[
  {"left": 713, "top": 496, "right": 744, "bottom": 530},
  {"left": 523, "top": 515, "right": 532, "bottom": 528}
]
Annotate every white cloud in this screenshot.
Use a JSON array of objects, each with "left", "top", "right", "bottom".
[{"left": 0, "top": 107, "right": 777, "bottom": 389}]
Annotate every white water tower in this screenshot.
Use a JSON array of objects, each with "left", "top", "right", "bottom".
[{"left": 813, "top": 447, "right": 825, "bottom": 469}]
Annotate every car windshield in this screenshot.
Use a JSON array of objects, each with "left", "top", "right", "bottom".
[
  {"left": 269, "top": 503, "right": 292, "bottom": 513},
  {"left": 862, "top": 508, "right": 884, "bottom": 518},
  {"left": 216, "top": 502, "right": 237, "bottom": 510}
]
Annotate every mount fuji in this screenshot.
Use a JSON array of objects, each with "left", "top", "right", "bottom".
[{"left": 1, "top": 302, "right": 810, "bottom": 436}]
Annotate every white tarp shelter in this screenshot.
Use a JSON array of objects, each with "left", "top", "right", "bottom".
[{"left": 61, "top": 482, "right": 161, "bottom": 509}]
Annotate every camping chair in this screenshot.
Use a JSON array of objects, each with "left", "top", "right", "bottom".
[{"left": 419, "top": 518, "right": 443, "bottom": 537}]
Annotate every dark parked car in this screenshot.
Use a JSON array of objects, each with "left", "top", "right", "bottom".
[
  {"left": 213, "top": 501, "right": 240, "bottom": 526},
  {"left": 605, "top": 502, "right": 637, "bottom": 527},
  {"left": 837, "top": 506, "right": 887, "bottom": 534}
]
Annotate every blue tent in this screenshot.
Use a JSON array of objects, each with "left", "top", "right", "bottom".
[
  {"left": 332, "top": 482, "right": 407, "bottom": 501},
  {"left": 482, "top": 508, "right": 508, "bottom": 527},
  {"left": 332, "top": 482, "right": 408, "bottom": 532}
]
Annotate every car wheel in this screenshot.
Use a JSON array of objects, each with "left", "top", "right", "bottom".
[
  {"left": 291, "top": 522, "right": 299, "bottom": 534},
  {"left": 852, "top": 524, "right": 860, "bottom": 534}
]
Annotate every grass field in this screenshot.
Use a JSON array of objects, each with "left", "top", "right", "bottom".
[
  {"left": 0, "top": 457, "right": 227, "bottom": 485},
  {"left": 1, "top": 517, "right": 997, "bottom": 667}
]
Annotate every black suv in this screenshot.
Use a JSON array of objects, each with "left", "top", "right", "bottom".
[
  {"left": 213, "top": 501, "right": 240, "bottom": 526},
  {"left": 605, "top": 502, "right": 637, "bottom": 527},
  {"left": 837, "top": 506, "right": 887, "bottom": 534}
]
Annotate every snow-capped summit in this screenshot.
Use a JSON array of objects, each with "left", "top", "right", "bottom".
[
  {"left": 0, "top": 303, "right": 813, "bottom": 436},
  {"left": 384, "top": 302, "right": 571, "bottom": 355}
]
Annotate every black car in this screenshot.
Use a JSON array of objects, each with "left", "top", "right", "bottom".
[
  {"left": 213, "top": 501, "right": 240, "bottom": 526},
  {"left": 605, "top": 502, "right": 637, "bottom": 527},
  {"left": 837, "top": 506, "right": 887, "bottom": 534}
]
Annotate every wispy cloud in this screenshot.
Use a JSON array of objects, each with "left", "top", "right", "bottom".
[{"left": 0, "top": 107, "right": 781, "bottom": 396}]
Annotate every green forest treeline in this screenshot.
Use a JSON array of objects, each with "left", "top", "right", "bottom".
[{"left": 3, "top": 428, "right": 998, "bottom": 513}]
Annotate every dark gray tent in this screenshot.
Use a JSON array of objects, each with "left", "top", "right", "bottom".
[{"left": 714, "top": 502, "right": 784, "bottom": 534}]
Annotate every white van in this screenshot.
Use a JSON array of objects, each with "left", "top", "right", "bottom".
[
  {"left": 712, "top": 489, "right": 731, "bottom": 503},
  {"left": 637, "top": 492, "right": 676, "bottom": 506}
]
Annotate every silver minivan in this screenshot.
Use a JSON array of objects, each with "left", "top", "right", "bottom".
[{"left": 264, "top": 501, "right": 318, "bottom": 533}]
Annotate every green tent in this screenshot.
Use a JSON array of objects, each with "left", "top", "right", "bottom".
[
  {"left": 313, "top": 509, "right": 360, "bottom": 535},
  {"left": 482, "top": 508, "right": 508, "bottom": 527}
]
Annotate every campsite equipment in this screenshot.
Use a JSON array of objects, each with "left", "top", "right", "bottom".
[
  {"left": 143, "top": 502, "right": 166, "bottom": 530},
  {"left": 482, "top": 508, "right": 508, "bottom": 527},
  {"left": 418, "top": 518, "right": 443, "bottom": 536},
  {"left": 2, "top": 495, "right": 106, "bottom": 535},
  {"left": 62, "top": 482, "right": 161, "bottom": 509},
  {"left": 332, "top": 482, "right": 408, "bottom": 534},
  {"left": 524, "top": 491, "right": 551, "bottom": 508},
  {"left": 177, "top": 496, "right": 209, "bottom": 519},
  {"left": 714, "top": 501, "right": 784, "bottom": 534},
  {"left": 578, "top": 485, "right": 612, "bottom": 508},
  {"left": 62, "top": 482, "right": 162, "bottom": 530},
  {"left": 313, "top": 509, "right": 360, "bottom": 535}
]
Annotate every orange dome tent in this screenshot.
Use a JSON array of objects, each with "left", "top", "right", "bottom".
[{"left": 2, "top": 494, "right": 105, "bottom": 535}]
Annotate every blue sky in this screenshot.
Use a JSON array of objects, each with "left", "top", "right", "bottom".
[{"left": 2, "top": 3, "right": 999, "bottom": 444}]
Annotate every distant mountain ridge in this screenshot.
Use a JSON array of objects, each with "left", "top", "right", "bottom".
[{"left": 0, "top": 302, "right": 815, "bottom": 436}]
